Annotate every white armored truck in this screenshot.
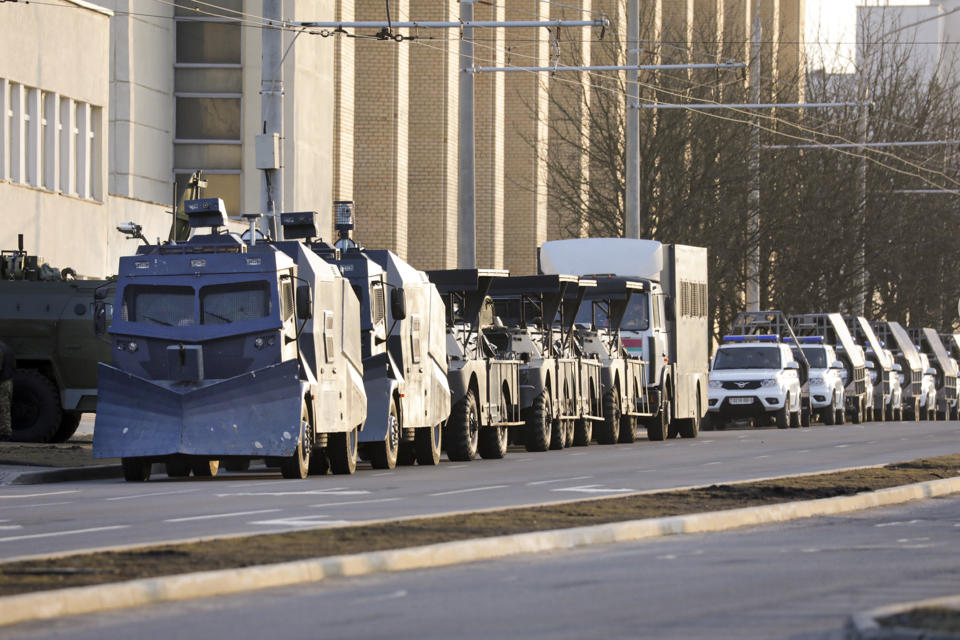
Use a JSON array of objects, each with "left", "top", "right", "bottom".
[{"left": 539, "top": 239, "right": 708, "bottom": 439}]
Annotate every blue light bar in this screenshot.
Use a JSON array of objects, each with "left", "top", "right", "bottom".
[
  {"left": 799, "top": 336, "right": 824, "bottom": 344},
  {"left": 722, "top": 335, "right": 745, "bottom": 342},
  {"left": 757, "top": 335, "right": 778, "bottom": 342},
  {"left": 723, "top": 334, "right": 779, "bottom": 343}
]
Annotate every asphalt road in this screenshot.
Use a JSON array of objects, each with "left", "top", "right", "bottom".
[
  {"left": 4, "top": 489, "right": 960, "bottom": 639},
  {"left": 0, "top": 419, "right": 958, "bottom": 561}
]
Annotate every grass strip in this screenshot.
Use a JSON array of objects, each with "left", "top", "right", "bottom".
[{"left": 1, "top": 454, "right": 959, "bottom": 596}]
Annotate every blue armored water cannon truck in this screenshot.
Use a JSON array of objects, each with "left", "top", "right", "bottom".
[{"left": 92, "top": 198, "right": 367, "bottom": 481}]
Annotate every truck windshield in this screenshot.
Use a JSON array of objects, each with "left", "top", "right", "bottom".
[
  {"left": 799, "top": 346, "right": 828, "bottom": 368},
  {"left": 575, "top": 294, "right": 649, "bottom": 331},
  {"left": 200, "top": 282, "right": 271, "bottom": 324},
  {"left": 122, "top": 285, "right": 194, "bottom": 326},
  {"left": 713, "top": 346, "right": 781, "bottom": 370}
]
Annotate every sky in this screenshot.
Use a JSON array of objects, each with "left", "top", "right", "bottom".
[{"left": 805, "top": 0, "right": 922, "bottom": 72}]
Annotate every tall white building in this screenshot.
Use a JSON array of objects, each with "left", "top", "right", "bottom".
[
  {"left": 1, "top": 0, "right": 334, "bottom": 278},
  {"left": 858, "top": 1, "right": 960, "bottom": 84}
]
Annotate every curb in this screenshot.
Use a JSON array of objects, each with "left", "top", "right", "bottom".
[
  {"left": 3, "top": 465, "right": 122, "bottom": 485},
  {"left": 1, "top": 476, "right": 960, "bottom": 628},
  {"left": 845, "top": 595, "right": 960, "bottom": 639}
]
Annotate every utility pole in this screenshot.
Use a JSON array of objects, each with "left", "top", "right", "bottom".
[
  {"left": 625, "top": 0, "right": 640, "bottom": 239},
  {"left": 855, "top": 87, "right": 869, "bottom": 316},
  {"left": 258, "top": 0, "right": 284, "bottom": 240},
  {"left": 458, "top": 0, "right": 476, "bottom": 268},
  {"left": 746, "top": 15, "right": 762, "bottom": 313}
]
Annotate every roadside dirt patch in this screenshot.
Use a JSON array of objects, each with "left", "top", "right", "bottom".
[
  {"left": 1, "top": 454, "right": 959, "bottom": 596},
  {"left": 877, "top": 607, "right": 960, "bottom": 634},
  {"left": 0, "top": 439, "right": 115, "bottom": 468}
]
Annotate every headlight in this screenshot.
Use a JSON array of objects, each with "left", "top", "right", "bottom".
[
  {"left": 761, "top": 378, "right": 778, "bottom": 387},
  {"left": 810, "top": 376, "right": 823, "bottom": 385},
  {"left": 709, "top": 380, "right": 722, "bottom": 389},
  {"left": 127, "top": 341, "right": 138, "bottom": 353},
  {"left": 254, "top": 337, "right": 265, "bottom": 349}
]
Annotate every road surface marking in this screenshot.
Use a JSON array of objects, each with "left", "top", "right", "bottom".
[
  {"left": 0, "top": 490, "right": 79, "bottom": 500},
  {"left": 702, "top": 461, "right": 722, "bottom": 466},
  {"left": 107, "top": 489, "right": 199, "bottom": 501},
  {"left": 512, "top": 458, "right": 532, "bottom": 462},
  {"left": 251, "top": 515, "right": 351, "bottom": 527},
  {"left": 0, "top": 501, "right": 74, "bottom": 510},
  {"left": 754, "top": 455, "right": 770, "bottom": 459},
  {"left": 569, "top": 452, "right": 587, "bottom": 456},
  {"left": 636, "top": 469, "right": 656, "bottom": 473},
  {"left": 526, "top": 475, "right": 592, "bottom": 486},
  {"left": 553, "top": 484, "right": 633, "bottom": 494},
  {"left": 356, "top": 590, "right": 407, "bottom": 604},
  {"left": 835, "top": 444, "right": 850, "bottom": 448},
  {"left": 446, "top": 465, "right": 467, "bottom": 470},
  {"left": 216, "top": 488, "right": 370, "bottom": 498},
  {"left": 372, "top": 472, "right": 393, "bottom": 477},
  {"left": 430, "top": 485, "right": 509, "bottom": 497},
  {"left": 797, "top": 449, "right": 811, "bottom": 454},
  {"left": 165, "top": 509, "right": 281, "bottom": 523},
  {"left": 310, "top": 498, "right": 401, "bottom": 508},
  {"left": 657, "top": 554, "right": 677, "bottom": 560},
  {"left": 0, "top": 525, "right": 128, "bottom": 543}
]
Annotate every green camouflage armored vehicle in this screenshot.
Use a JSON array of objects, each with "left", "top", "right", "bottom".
[{"left": 0, "top": 235, "right": 114, "bottom": 442}]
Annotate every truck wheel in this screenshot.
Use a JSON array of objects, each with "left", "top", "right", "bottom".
[
  {"left": 370, "top": 401, "right": 400, "bottom": 469},
  {"left": 223, "top": 457, "right": 251, "bottom": 472},
  {"left": 564, "top": 420, "right": 575, "bottom": 447},
  {"left": 851, "top": 399, "right": 862, "bottom": 424},
  {"left": 573, "top": 418, "right": 592, "bottom": 446},
  {"left": 328, "top": 427, "right": 359, "bottom": 475},
  {"left": 478, "top": 425, "right": 508, "bottom": 459},
  {"left": 192, "top": 459, "right": 220, "bottom": 478},
  {"left": 166, "top": 457, "right": 191, "bottom": 478},
  {"left": 524, "top": 391, "right": 552, "bottom": 452},
  {"left": 11, "top": 369, "right": 62, "bottom": 443},
  {"left": 618, "top": 415, "right": 638, "bottom": 443},
  {"left": 646, "top": 398, "right": 670, "bottom": 441},
  {"left": 549, "top": 417, "right": 565, "bottom": 450},
  {"left": 122, "top": 457, "right": 151, "bottom": 482},
  {"left": 415, "top": 424, "right": 442, "bottom": 465},
  {"left": 595, "top": 391, "right": 621, "bottom": 444},
  {"left": 776, "top": 394, "right": 790, "bottom": 429},
  {"left": 680, "top": 395, "right": 702, "bottom": 438},
  {"left": 445, "top": 390, "right": 479, "bottom": 462},
  {"left": 822, "top": 394, "right": 836, "bottom": 425},
  {"left": 835, "top": 404, "right": 845, "bottom": 425},
  {"left": 50, "top": 412, "right": 82, "bottom": 443},
  {"left": 397, "top": 442, "right": 417, "bottom": 466}
]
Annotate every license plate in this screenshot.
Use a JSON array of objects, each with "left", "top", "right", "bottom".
[{"left": 729, "top": 397, "right": 753, "bottom": 405}]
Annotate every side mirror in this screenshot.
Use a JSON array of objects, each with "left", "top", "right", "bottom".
[
  {"left": 785, "top": 361, "right": 800, "bottom": 370},
  {"left": 391, "top": 288, "right": 407, "bottom": 320},
  {"left": 94, "top": 302, "right": 107, "bottom": 336},
  {"left": 831, "top": 360, "right": 844, "bottom": 369},
  {"left": 296, "top": 284, "right": 313, "bottom": 320}
]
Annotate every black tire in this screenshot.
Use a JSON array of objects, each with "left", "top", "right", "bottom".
[
  {"left": 679, "top": 393, "right": 702, "bottom": 438},
  {"left": 836, "top": 404, "right": 845, "bottom": 425},
  {"left": 478, "top": 425, "right": 508, "bottom": 459},
  {"left": 415, "top": 424, "right": 442, "bottom": 466},
  {"left": 875, "top": 403, "right": 884, "bottom": 423},
  {"left": 524, "top": 391, "right": 552, "bottom": 452},
  {"left": 564, "top": 419, "right": 575, "bottom": 447},
  {"left": 11, "top": 369, "right": 62, "bottom": 443},
  {"left": 551, "top": 385, "right": 571, "bottom": 450},
  {"left": 445, "top": 390, "right": 479, "bottom": 462},
  {"left": 618, "top": 414, "right": 638, "bottom": 443},
  {"left": 223, "top": 457, "right": 251, "bottom": 472},
  {"left": 885, "top": 404, "right": 894, "bottom": 421},
  {"left": 165, "top": 457, "right": 191, "bottom": 477},
  {"left": 50, "top": 411, "right": 82, "bottom": 443},
  {"left": 122, "top": 457, "right": 151, "bottom": 482},
  {"left": 397, "top": 442, "right": 417, "bottom": 466},
  {"left": 573, "top": 418, "right": 592, "bottom": 446},
  {"left": 191, "top": 458, "right": 220, "bottom": 478},
  {"left": 850, "top": 399, "right": 862, "bottom": 424},
  {"left": 775, "top": 394, "right": 790, "bottom": 429},
  {"left": 328, "top": 427, "right": 358, "bottom": 475},
  {"left": 595, "top": 391, "right": 621, "bottom": 444},
  {"left": 646, "top": 397, "right": 670, "bottom": 441},
  {"left": 370, "top": 400, "right": 400, "bottom": 469},
  {"left": 801, "top": 404, "right": 812, "bottom": 427},
  {"left": 951, "top": 405, "right": 959, "bottom": 421}
]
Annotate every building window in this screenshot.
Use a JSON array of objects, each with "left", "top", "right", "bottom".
[
  {"left": 174, "top": 2, "right": 242, "bottom": 214},
  {"left": 0, "top": 77, "right": 101, "bottom": 201}
]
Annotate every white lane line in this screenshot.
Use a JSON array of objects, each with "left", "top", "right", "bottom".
[
  {"left": 107, "top": 489, "right": 199, "bottom": 502},
  {"left": 310, "top": 498, "right": 401, "bottom": 508},
  {"left": 372, "top": 472, "right": 393, "bottom": 477},
  {"left": 797, "top": 449, "right": 811, "bottom": 454},
  {"left": 702, "top": 461, "right": 722, "bottom": 466},
  {"left": 526, "top": 475, "right": 593, "bottom": 486},
  {"left": 164, "top": 509, "right": 281, "bottom": 523},
  {"left": 430, "top": 485, "right": 509, "bottom": 497},
  {"left": 0, "top": 520, "right": 22, "bottom": 531},
  {"left": 552, "top": 484, "right": 633, "bottom": 494},
  {"left": 754, "top": 455, "right": 770, "bottom": 459},
  {"left": 876, "top": 520, "right": 922, "bottom": 528},
  {"left": 512, "top": 458, "right": 532, "bottom": 462},
  {"left": 0, "top": 490, "right": 79, "bottom": 500},
  {"left": 355, "top": 590, "right": 407, "bottom": 604},
  {"left": 0, "top": 501, "right": 74, "bottom": 510},
  {"left": 569, "top": 452, "right": 587, "bottom": 456},
  {"left": 215, "top": 488, "right": 370, "bottom": 498},
  {"left": 636, "top": 469, "right": 656, "bottom": 473},
  {"left": 251, "top": 516, "right": 351, "bottom": 528},
  {"left": 0, "top": 525, "right": 128, "bottom": 543},
  {"left": 835, "top": 444, "right": 850, "bottom": 449},
  {"left": 446, "top": 465, "right": 467, "bottom": 469}
]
